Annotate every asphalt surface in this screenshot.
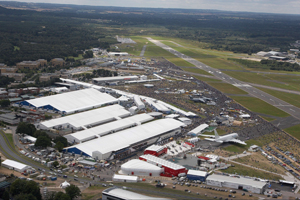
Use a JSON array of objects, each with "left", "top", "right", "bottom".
[
  {"left": 147, "top": 37, "right": 300, "bottom": 120},
  {"left": 140, "top": 45, "right": 147, "bottom": 57}
]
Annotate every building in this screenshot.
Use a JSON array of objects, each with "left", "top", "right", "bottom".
[
  {"left": 1, "top": 73, "right": 25, "bottom": 82},
  {"left": 139, "top": 154, "right": 188, "bottom": 177},
  {"left": 144, "top": 145, "right": 167, "bottom": 157},
  {"left": 206, "top": 174, "right": 267, "bottom": 194},
  {"left": 121, "top": 159, "right": 164, "bottom": 176},
  {"left": 2, "top": 159, "right": 32, "bottom": 173},
  {"left": 0, "top": 113, "right": 19, "bottom": 125},
  {"left": 18, "top": 88, "right": 118, "bottom": 114},
  {"left": 133, "top": 95, "right": 145, "bottom": 110},
  {"left": 64, "top": 113, "right": 153, "bottom": 143},
  {"left": 187, "top": 124, "right": 209, "bottom": 136},
  {"left": 186, "top": 170, "right": 208, "bottom": 182},
  {"left": 40, "top": 104, "right": 130, "bottom": 131},
  {"left": 64, "top": 119, "right": 184, "bottom": 160},
  {"left": 178, "top": 117, "right": 192, "bottom": 126},
  {"left": 16, "top": 59, "right": 46, "bottom": 69},
  {"left": 108, "top": 52, "right": 129, "bottom": 56},
  {"left": 112, "top": 174, "right": 139, "bottom": 183},
  {"left": 92, "top": 76, "right": 139, "bottom": 84},
  {"left": 0, "top": 67, "right": 17, "bottom": 74},
  {"left": 102, "top": 187, "right": 170, "bottom": 200},
  {"left": 50, "top": 58, "right": 65, "bottom": 67}
]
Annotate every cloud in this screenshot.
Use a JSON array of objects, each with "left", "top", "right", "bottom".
[{"left": 1, "top": 0, "right": 300, "bottom": 14}]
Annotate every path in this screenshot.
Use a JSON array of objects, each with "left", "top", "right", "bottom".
[{"left": 140, "top": 45, "right": 147, "bottom": 57}]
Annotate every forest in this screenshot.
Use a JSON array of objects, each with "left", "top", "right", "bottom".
[{"left": 0, "top": 2, "right": 300, "bottom": 66}]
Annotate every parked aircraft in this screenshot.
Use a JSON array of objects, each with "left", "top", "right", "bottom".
[{"left": 203, "top": 129, "right": 246, "bottom": 145}]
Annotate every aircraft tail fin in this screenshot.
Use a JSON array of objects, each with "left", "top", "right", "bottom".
[{"left": 214, "top": 129, "right": 220, "bottom": 139}]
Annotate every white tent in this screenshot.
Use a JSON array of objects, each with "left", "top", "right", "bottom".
[
  {"left": 60, "top": 181, "right": 70, "bottom": 189},
  {"left": 121, "top": 159, "right": 164, "bottom": 176},
  {"left": 2, "top": 159, "right": 32, "bottom": 173}
]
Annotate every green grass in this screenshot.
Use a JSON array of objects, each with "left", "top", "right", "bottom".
[
  {"left": 230, "top": 96, "right": 290, "bottom": 118},
  {"left": 182, "top": 67, "right": 213, "bottom": 76},
  {"left": 223, "top": 139, "right": 263, "bottom": 153},
  {"left": 14, "top": 46, "right": 20, "bottom": 51},
  {"left": 208, "top": 83, "right": 248, "bottom": 94},
  {"left": 256, "top": 87, "right": 300, "bottom": 108},
  {"left": 66, "top": 54, "right": 83, "bottom": 60},
  {"left": 166, "top": 57, "right": 195, "bottom": 67},
  {"left": 193, "top": 75, "right": 222, "bottom": 82},
  {"left": 220, "top": 162, "right": 282, "bottom": 180},
  {"left": 284, "top": 124, "right": 300, "bottom": 140},
  {"left": 5, "top": 133, "right": 14, "bottom": 147},
  {"left": 224, "top": 71, "right": 300, "bottom": 92}
]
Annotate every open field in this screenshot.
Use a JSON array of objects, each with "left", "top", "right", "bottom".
[
  {"left": 219, "top": 161, "right": 282, "bottom": 180},
  {"left": 207, "top": 82, "right": 248, "bottom": 95},
  {"left": 165, "top": 57, "right": 196, "bottom": 67},
  {"left": 284, "top": 124, "right": 300, "bottom": 140},
  {"left": 224, "top": 71, "right": 300, "bottom": 92},
  {"left": 230, "top": 96, "right": 290, "bottom": 118},
  {"left": 182, "top": 67, "right": 213, "bottom": 76},
  {"left": 255, "top": 87, "right": 300, "bottom": 108},
  {"left": 222, "top": 139, "right": 263, "bottom": 154},
  {"left": 261, "top": 116, "right": 276, "bottom": 122},
  {"left": 193, "top": 75, "right": 222, "bottom": 82},
  {"left": 233, "top": 152, "right": 286, "bottom": 175}
]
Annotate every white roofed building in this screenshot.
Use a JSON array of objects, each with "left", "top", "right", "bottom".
[
  {"left": 39, "top": 104, "right": 130, "bottom": 130},
  {"left": 144, "top": 145, "right": 167, "bottom": 157},
  {"left": 102, "top": 187, "right": 171, "bottom": 200},
  {"left": 188, "top": 124, "right": 209, "bottom": 136},
  {"left": 64, "top": 118, "right": 184, "bottom": 160},
  {"left": 2, "top": 159, "right": 32, "bottom": 173},
  {"left": 19, "top": 88, "right": 118, "bottom": 114},
  {"left": 121, "top": 159, "right": 164, "bottom": 176},
  {"left": 139, "top": 154, "right": 187, "bottom": 177},
  {"left": 64, "top": 113, "right": 154, "bottom": 143},
  {"left": 112, "top": 174, "right": 139, "bottom": 183},
  {"left": 93, "top": 76, "right": 138, "bottom": 84},
  {"left": 206, "top": 174, "right": 267, "bottom": 194}
]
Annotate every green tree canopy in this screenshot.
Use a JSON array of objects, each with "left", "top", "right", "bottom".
[
  {"left": 54, "top": 191, "right": 71, "bottom": 200},
  {"left": 16, "top": 122, "right": 36, "bottom": 136},
  {"left": 55, "top": 141, "right": 64, "bottom": 152},
  {"left": 34, "top": 135, "right": 52, "bottom": 148},
  {"left": 54, "top": 136, "right": 68, "bottom": 147},
  {"left": 0, "top": 100, "right": 10, "bottom": 107},
  {"left": 65, "top": 184, "right": 81, "bottom": 200},
  {"left": 10, "top": 179, "right": 41, "bottom": 200}
]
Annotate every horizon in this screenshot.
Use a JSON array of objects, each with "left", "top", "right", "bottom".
[{"left": 0, "top": 0, "right": 300, "bottom": 15}]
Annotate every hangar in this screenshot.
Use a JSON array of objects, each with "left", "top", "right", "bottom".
[
  {"left": 18, "top": 88, "right": 118, "bottom": 114},
  {"left": 64, "top": 118, "right": 184, "bottom": 160},
  {"left": 144, "top": 145, "right": 167, "bottom": 157},
  {"left": 186, "top": 170, "right": 208, "bottom": 182},
  {"left": 64, "top": 113, "right": 154, "bottom": 143},
  {"left": 102, "top": 187, "right": 170, "bottom": 200},
  {"left": 39, "top": 104, "right": 130, "bottom": 130},
  {"left": 187, "top": 124, "right": 209, "bottom": 136},
  {"left": 121, "top": 159, "right": 164, "bottom": 176},
  {"left": 93, "top": 76, "right": 139, "bottom": 84},
  {"left": 206, "top": 174, "right": 267, "bottom": 194},
  {"left": 139, "top": 154, "right": 188, "bottom": 177}
]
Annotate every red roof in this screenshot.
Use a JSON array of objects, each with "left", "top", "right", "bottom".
[{"left": 198, "top": 156, "right": 210, "bottom": 160}]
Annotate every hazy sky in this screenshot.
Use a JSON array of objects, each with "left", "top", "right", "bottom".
[{"left": 2, "top": 0, "right": 300, "bottom": 15}]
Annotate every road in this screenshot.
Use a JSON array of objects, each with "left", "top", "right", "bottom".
[
  {"left": 140, "top": 45, "right": 147, "bottom": 57},
  {"left": 147, "top": 37, "right": 300, "bottom": 120}
]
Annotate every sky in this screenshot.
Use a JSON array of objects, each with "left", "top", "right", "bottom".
[{"left": 2, "top": 0, "right": 300, "bottom": 15}]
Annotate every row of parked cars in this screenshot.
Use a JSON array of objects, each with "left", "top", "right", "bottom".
[{"left": 265, "top": 146, "right": 300, "bottom": 180}]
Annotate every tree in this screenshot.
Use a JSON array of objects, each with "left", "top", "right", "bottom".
[
  {"left": 52, "top": 161, "right": 59, "bottom": 168},
  {"left": 35, "top": 136, "right": 52, "bottom": 148},
  {"left": 54, "top": 136, "right": 68, "bottom": 147},
  {"left": 54, "top": 191, "right": 70, "bottom": 200},
  {"left": 0, "top": 100, "right": 10, "bottom": 107},
  {"left": 14, "top": 193, "right": 37, "bottom": 200},
  {"left": 55, "top": 141, "right": 64, "bottom": 152},
  {"left": 16, "top": 122, "right": 36, "bottom": 136},
  {"left": 65, "top": 185, "right": 81, "bottom": 200},
  {"left": 2, "top": 190, "right": 9, "bottom": 200},
  {"left": 82, "top": 50, "right": 93, "bottom": 58}
]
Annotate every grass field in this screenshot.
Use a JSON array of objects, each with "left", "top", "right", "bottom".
[
  {"left": 284, "top": 124, "right": 300, "bottom": 140},
  {"left": 165, "top": 57, "right": 195, "bottom": 67},
  {"left": 182, "top": 67, "right": 213, "bottom": 76},
  {"left": 256, "top": 87, "right": 300, "bottom": 108},
  {"left": 230, "top": 96, "right": 290, "bottom": 118},
  {"left": 220, "top": 162, "right": 282, "bottom": 180},
  {"left": 261, "top": 116, "right": 276, "bottom": 122},
  {"left": 5, "top": 133, "right": 14, "bottom": 147},
  {"left": 208, "top": 82, "right": 248, "bottom": 95},
  {"left": 223, "top": 139, "right": 263, "bottom": 154},
  {"left": 193, "top": 75, "right": 222, "bottom": 82},
  {"left": 224, "top": 71, "right": 300, "bottom": 92}
]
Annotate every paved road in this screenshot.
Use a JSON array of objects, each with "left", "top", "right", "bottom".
[
  {"left": 147, "top": 37, "right": 300, "bottom": 120},
  {"left": 220, "top": 68, "right": 300, "bottom": 77},
  {"left": 140, "top": 45, "right": 147, "bottom": 57}
]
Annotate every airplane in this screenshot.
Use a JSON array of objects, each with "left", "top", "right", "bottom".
[{"left": 202, "top": 129, "right": 246, "bottom": 145}]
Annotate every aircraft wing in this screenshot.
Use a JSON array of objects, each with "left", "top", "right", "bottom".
[
  {"left": 204, "top": 138, "right": 223, "bottom": 143},
  {"left": 229, "top": 139, "right": 247, "bottom": 145}
]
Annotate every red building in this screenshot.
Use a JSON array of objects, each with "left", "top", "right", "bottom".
[
  {"left": 144, "top": 145, "right": 167, "bottom": 157},
  {"left": 139, "top": 154, "right": 188, "bottom": 177}
]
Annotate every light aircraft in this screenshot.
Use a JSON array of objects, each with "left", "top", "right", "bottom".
[{"left": 203, "top": 129, "right": 246, "bottom": 145}]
